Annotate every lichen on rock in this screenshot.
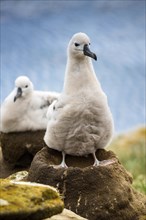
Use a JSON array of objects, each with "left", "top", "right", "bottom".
[
  {"left": 7, "top": 171, "right": 28, "bottom": 181},
  {"left": 0, "top": 179, "right": 64, "bottom": 220}
]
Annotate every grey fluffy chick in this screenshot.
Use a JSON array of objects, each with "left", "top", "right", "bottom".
[{"left": 44, "top": 32, "right": 114, "bottom": 168}]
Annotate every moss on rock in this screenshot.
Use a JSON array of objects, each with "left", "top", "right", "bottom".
[{"left": 0, "top": 179, "right": 64, "bottom": 220}]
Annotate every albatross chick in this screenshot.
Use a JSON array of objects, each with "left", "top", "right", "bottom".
[{"left": 44, "top": 32, "right": 114, "bottom": 168}]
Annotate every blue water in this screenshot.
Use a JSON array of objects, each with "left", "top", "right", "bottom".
[{"left": 0, "top": 0, "right": 145, "bottom": 133}]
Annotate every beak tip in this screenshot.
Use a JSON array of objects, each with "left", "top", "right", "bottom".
[
  {"left": 94, "top": 54, "right": 97, "bottom": 61},
  {"left": 83, "top": 44, "right": 97, "bottom": 61},
  {"left": 14, "top": 87, "right": 22, "bottom": 102}
]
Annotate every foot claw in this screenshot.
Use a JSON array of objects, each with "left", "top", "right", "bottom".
[
  {"left": 51, "top": 151, "right": 68, "bottom": 169},
  {"left": 52, "top": 162, "right": 68, "bottom": 169},
  {"left": 93, "top": 159, "right": 100, "bottom": 166}
]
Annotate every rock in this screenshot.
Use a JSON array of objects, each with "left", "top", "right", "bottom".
[
  {"left": 3, "top": 172, "right": 86, "bottom": 220},
  {"left": 7, "top": 171, "right": 28, "bottom": 181},
  {"left": 0, "top": 131, "right": 46, "bottom": 168},
  {"left": 28, "top": 147, "right": 146, "bottom": 220},
  {"left": 0, "top": 147, "right": 27, "bottom": 179},
  {"left": 47, "top": 208, "right": 87, "bottom": 220},
  {"left": 0, "top": 179, "right": 64, "bottom": 220}
]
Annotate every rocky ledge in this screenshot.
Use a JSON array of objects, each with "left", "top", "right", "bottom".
[
  {"left": 28, "top": 147, "right": 146, "bottom": 220},
  {"left": 0, "top": 179, "right": 64, "bottom": 220}
]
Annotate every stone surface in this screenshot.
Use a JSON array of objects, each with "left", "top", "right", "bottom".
[
  {"left": 0, "top": 179, "right": 64, "bottom": 220},
  {"left": 47, "top": 208, "right": 87, "bottom": 220},
  {"left": 0, "top": 131, "right": 46, "bottom": 167},
  {"left": 28, "top": 147, "right": 146, "bottom": 220},
  {"left": 7, "top": 171, "right": 28, "bottom": 181}
]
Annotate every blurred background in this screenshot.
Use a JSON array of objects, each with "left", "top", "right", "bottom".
[
  {"left": 0, "top": 0, "right": 145, "bottom": 133},
  {"left": 0, "top": 0, "right": 145, "bottom": 194}
]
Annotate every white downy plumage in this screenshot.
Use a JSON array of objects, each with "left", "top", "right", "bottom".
[
  {"left": 44, "top": 32, "right": 114, "bottom": 167},
  {"left": 0, "top": 76, "right": 60, "bottom": 133}
]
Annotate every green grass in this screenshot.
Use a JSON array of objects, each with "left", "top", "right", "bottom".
[{"left": 108, "top": 127, "right": 146, "bottom": 194}]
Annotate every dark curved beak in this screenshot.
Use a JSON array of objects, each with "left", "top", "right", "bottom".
[
  {"left": 83, "top": 44, "right": 97, "bottom": 61},
  {"left": 14, "top": 87, "right": 22, "bottom": 102}
]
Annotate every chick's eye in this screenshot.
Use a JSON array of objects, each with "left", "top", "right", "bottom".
[
  {"left": 25, "top": 85, "right": 28, "bottom": 88},
  {"left": 74, "top": 43, "right": 80, "bottom": 47}
]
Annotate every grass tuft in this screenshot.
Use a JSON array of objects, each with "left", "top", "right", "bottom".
[{"left": 109, "top": 127, "right": 146, "bottom": 194}]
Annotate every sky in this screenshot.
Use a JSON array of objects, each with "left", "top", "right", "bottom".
[{"left": 0, "top": 0, "right": 145, "bottom": 133}]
